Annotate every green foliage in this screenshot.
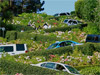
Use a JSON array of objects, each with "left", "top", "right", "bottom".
[
  {"left": 14, "top": 43, "right": 100, "bottom": 59},
  {"left": 75, "top": 0, "right": 84, "bottom": 18},
  {"left": 14, "top": 46, "right": 73, "bottom": 59},
  {"left": 0, "top": 59, "right": 70, "bottom": 75},
  {"left": 44, "top": 24, "right": 85, "bottom": 32},
  {"left": 76, "top": 43, "right": 97, "bottom": 55},
  {"left": 0, "top": 37, "right": 6, "bottom": 43},
  {"left": 2, "top": 11, "right": 14, "bottom": 23},
  {"left": 6, "top": 24, "right": 34, "bottom": 31},
  {"left": 5, "top": 31, "right": 60, "bottom": 42},
  {"left": 83, "top": 0, "right": 97, "bottom": 21},
  {"left": 80, "top": 66, "right": 100, "bottom": 75},
  {"left": 75, "top": 0, "right": 98, "bottom": 21},
  {"left": 75, "top": 65, "right": 100, "bottom": 71},
  {"left": 83, "top": 22, "right": 100, "bottom": 34},
  {"left": 5, "top": 31, "right": 17, "bottom": 41},
  {"left": 94, "top": 0, "right": 100, "bottom": 30},
  {"left": 0, "top": 0, "right": 14, "bottom": 24}
]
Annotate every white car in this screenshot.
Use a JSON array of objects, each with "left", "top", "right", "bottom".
[
  {"left": 0, "top": 44, "right": 28, "bottom": 58},
  {"left": 64, "top": 19, "right": 82, "bottom": 26},
  {"left": 31, "top": 62, "right": 80, "bottom": 75}
]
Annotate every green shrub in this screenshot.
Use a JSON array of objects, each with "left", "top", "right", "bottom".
[
  {"left": 75, "top": 65, "right": 100, "bottom": 71},
  {"left": 5, "top": 31, "right": 17, "bottom": 41},
  {"left": 0, "top": 59, "right": 71, "bottom": 75},
  {"left": 6, "top": 24, "right": 34, "bottom": 31},
  {"left": 80, "top": 66, "right": 100, "bottom": 75},
  {"left": 6, "top": 31, "right": 60, "bottom": 42},
  {"left": 76, "top": 43, "right": 100, "bottom": 55},
  {"left": 44, "top": 24, "right": 86, "bottom": 32},
  {"left": 83, "top": 22, "right": 100, "bottom": 34}
]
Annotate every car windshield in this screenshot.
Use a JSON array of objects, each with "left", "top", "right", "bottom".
[
  {"left": 0, "top": 47, "right": 4, "bottom": 52},
  {"left": 64, "top": 20, "right": 68, "bottom": 22},
  {"left": 65, "top": 65, "right": 79, "bottom": 74},
  {"left": 45, "top": 63, "right": 56, "bottom": 69},
  {"left": 47, "top": 43, "right": 59, "bottom": 49}
]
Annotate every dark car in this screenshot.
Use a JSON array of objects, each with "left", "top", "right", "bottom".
[
  {"left": 86, "top": 34, "right": 100, "bottom": 43},
  {"left": 54, "top": 12, "right": 70, "bottom": 17}
]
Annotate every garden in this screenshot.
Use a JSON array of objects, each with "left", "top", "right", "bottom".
[{"left": 0, "top": 12, "right": 100, "bottom": 75}]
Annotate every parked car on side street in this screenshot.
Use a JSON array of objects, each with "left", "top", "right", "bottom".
[
  {"left": 30, "top": 62, "right": 80, "bottom": 75},
  {"left": 64, "top": 19, "right": 82, "bottom": 26},
  {"left": 54, "top": 12, "right": 70, "bottom": 17},
  {"left": 86, "top": 34, "right": 100, "bottom": 43},
  {"left": 0, "top": 44, "right": 28, "bottom": 58},
  {"left": 47, "top": 40, "right": 83, "bottom": 50}
]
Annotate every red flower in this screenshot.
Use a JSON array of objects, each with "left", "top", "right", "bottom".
[
  {"left": 37, "top": 20, "right": 40, "bottom": 23},
  {"left": 41, "top": 20, "right": 44, "bottom": 22},
  {"left": 53, "top": 23, "right": 57, "bottom": 25},
  {"left": 40, "top": 41, "right": 42, "bottom": 44},
  {"left": 64, "top": 58, "right": 68, "bottom": 61},
  {"left": 49, "top": 55, "right": 55, "bottom": 58}
]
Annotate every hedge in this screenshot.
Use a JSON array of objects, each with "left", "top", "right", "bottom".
[
  {"left": 5, "top": 31, "right": 60, "bottom": 42},
  {"left": 75, "top": 65, "right": 100, "bottom": 71},
  {"left": 0, "top": 59, "right": 71, "bottom": 75},
  {"left": 75, "top": 43, "right": 100, "bottom": 55},
  {"left": 14, "top": 46, "right": 73, "bottom": 59},
  {"left": 6, "top": 31, "right": 17, "bottom": 41},
  {"left": 44, "top": 24, "right": 87, "bottom": 32},
  {"left": 14, "top": 43, "right": 100, "bottom": 59},
  {"left": 6, "top": 24, "right": 34, "bottom": 31},
  {"left": 80, "top": 66, "right": 100, "bottom": 75}
]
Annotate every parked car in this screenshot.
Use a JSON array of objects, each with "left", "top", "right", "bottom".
[
  {"left": 64, "top": 19, "right": 82, "bottom": 26},
  {"left": 47, "top": 40, "right": 83, "bottom": 50},
  {"left": 30, "top": 62, "right": 80, "bottom": 75},
  {"left": 54, "top": 12, "right": 70, "bottom": 17},
  {"left": 0, "top": 44, "right": 28, "bottom": 58},
  {"left": 86, "top": 34, "right": 100, "bottom": 43}
]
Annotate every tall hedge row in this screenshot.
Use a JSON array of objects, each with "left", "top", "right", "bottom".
[
  {"left": 0, "top": 59, "right": 70, "bottom": 75},
  {"left": 44, "top": 24, "right": 87, "bottom": 32},
  {"left": 5, "top": 31, "right": 60, "bottom": 42},
  {"left": 6, "top": 24, "right": 34, "bottom": 31}
]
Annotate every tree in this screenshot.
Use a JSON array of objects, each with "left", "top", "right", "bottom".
[
  {"left": 0, "top": 0, "right": 14, "bottom": 25},
  {"left": 22, "top": 0, "right": 45, "bottom": 13},
  {"left": 75, "top": 0, "right": 84, "bottom": 18},
  {"left": 75, "top": 0, "right": 98, "bottom": 21},
  {"left": 82, "top": 0, "right": 98, "bottom": 21},
  {"left": 94, "top": 0, "right": 100, "bottom": 30}
]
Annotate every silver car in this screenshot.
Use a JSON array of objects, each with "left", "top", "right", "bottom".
[
  {"left": 31, "top": 62, "right": 80, "bottom": 75},
  {"left": 64, "top": 19, "right": 82, "bottom": 26}
]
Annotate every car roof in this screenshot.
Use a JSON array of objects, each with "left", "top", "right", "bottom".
[
  {"left": 40, "top": 61, "right": 70, "bottom": 66},
  {"left": 87, "top": 34, "right": 100, "bottom": 36}
]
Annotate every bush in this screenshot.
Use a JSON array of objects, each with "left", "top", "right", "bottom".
[
  {"left": 6, "top": 24, "right": 34, "bottom": 31},
  {"left": 44, "top": 24, "right": 86, "bottom": 32},
  {"left": 0, "top": 59, "right": 71, "bottom": 75},
  {"left": 5, "top": 31, "right": 17, "bottom": 41},
  {"left": 83, "top": 22, "right": 100, "bottom": 34},
  {"left": 5, "top": 31, "right": 60, "bottom": 42},
  {"left": 80, "top": 66, "right": 100, "bottom": 75},
  {"left": 75, "top": 65, "right": 100, "bottom": 71},
  {"left": 76, "top": 43, "right": 100, "bottom": 55}
]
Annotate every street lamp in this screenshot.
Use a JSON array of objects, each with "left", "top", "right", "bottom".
[{"left": 0, "top": 27, "right": 5, "bottom": 38}]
